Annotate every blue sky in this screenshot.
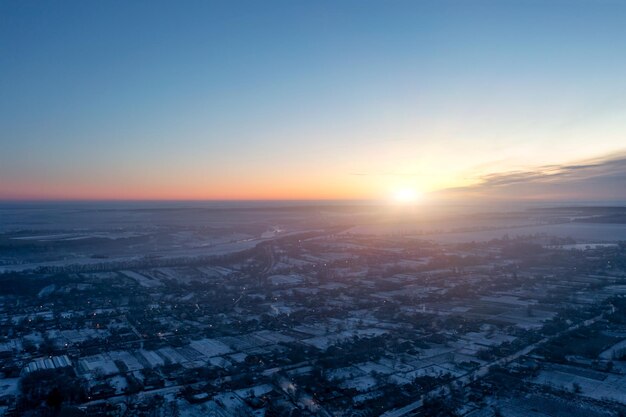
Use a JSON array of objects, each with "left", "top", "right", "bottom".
[{"left": 2, "top": 1, "right": 626, "bottom": 200}]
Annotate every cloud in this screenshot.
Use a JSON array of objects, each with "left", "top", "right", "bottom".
[{"left": 435, "top": 151, "right": 626, "bottom": 202}]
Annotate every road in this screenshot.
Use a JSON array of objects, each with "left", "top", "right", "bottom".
[{"left": 381, "top": 310, "right": 609, "bottom": 417}]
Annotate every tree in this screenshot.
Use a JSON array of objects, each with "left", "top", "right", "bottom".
[{"left": 46, "top": 387, "right": 64, "bottom": 411}]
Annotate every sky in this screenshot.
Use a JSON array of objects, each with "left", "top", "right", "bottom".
[{"left": 2, "top": 0, "right": 626, "bottom": 202}]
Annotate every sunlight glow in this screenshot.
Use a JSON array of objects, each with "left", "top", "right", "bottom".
[{"left": 392, "top": 188, "right": 422, "bottom": 204}]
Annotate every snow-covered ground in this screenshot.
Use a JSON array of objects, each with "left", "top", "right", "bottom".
[{"left": 534, "top": 365, "right": 626, "bottom": 404}]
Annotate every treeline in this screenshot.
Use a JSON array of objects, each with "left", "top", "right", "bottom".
[{"left": 0, "top": 246, "right": 260, "bottom": 276}]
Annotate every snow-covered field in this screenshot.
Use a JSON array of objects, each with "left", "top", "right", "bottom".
[
  {"left": 422, "top": 223, "right": 626, "bottom": 243},
  {"left": 346, "top": 221, "right": 626, "bottom": 243},
  {"left": 534, "top": 366, "right": 626, "bottom": 403}
]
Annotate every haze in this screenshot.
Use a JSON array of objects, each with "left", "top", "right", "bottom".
[{"left": 4, "top": 3, "right": 626, "bottom": 416}]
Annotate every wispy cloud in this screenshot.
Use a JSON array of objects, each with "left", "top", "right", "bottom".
[{"left": 436, "top": 151, "right": 626, "bottom": 202}]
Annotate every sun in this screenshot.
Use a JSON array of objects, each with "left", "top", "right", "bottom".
[{"left": 392, "top": 188, "right": 422, "bottom": 204}]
